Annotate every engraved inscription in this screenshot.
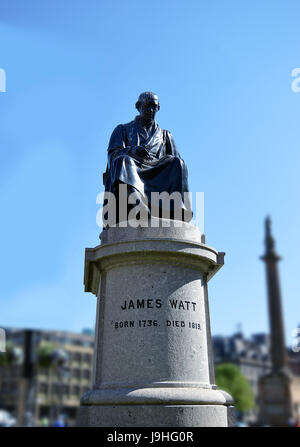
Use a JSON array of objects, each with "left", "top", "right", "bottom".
[
  {"left": 113, "top": 297, "right": 202, "bottom": 331},
  {"left": 168, "top": 299, "right": 197, "bottom": 311},
  {"left": 120, "top": 298, "right": 196, "bottom": 311},
  {"left": 121, "top": 299, "right": 162, "bottom": 310}
]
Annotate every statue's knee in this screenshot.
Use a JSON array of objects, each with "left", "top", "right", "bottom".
[
  {"left": 172, "top": 156, "right": 185, "bottom": 168},
  {"left": 113, "top": 154, "right": 131, "bottom": 165},
  {"left": 113, "top": 155, "right": 124, "bottom": 163}
]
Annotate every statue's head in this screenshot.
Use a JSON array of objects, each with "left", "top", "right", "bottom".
[{"left": 135, "top": 92, "right": 160, "bottom": 124}]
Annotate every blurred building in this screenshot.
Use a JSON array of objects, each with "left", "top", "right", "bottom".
[
  {"left": 0, "top": 328, "right": 94, "bottom": 426},
  {"left": 213, "top": 332, "right": 271, "bottom": 392},
  {"left": 1, "top": 325, "right": 299, "bottom": 426}
]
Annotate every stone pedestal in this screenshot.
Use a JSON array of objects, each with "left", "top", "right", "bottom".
[{"left": 77, "top": 219, "right": 234, "bottom": 427}]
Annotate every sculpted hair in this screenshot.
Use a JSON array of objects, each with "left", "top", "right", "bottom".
[{"left": 135, "top": 92, "right": 160, "bottom": 111}]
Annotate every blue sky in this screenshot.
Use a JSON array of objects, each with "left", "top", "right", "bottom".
[{"left": 0, "top": 0, "right": 299, "bottom": 346}]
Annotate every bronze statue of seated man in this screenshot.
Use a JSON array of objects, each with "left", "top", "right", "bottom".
[{"left": 103, "top": 91, "right": 192, "bottom": 226}]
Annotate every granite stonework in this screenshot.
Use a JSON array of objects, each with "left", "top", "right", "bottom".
[{"left": 77, "top": 218, "right": 234, "bottom": 426}]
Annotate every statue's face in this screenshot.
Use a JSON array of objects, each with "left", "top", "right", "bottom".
[{"left": 139, "top": 97, "right": 159, "bottom": 124}]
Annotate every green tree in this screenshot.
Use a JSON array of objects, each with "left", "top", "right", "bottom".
[
  {"left": 215, "top": 363, "right": 255, "bottom": 413},
  {"left": 0, "top": 341, "right": 22, "bottom": 366},
  {"left": 37, "top": 342, "right": 69, "bottom": 424},
  {"left": 37, "top": 342, "right": 57, "bottom": 369}
]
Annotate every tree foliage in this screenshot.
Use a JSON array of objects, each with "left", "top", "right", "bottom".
[
  {"left": 37, "top": 342, "right": 68, "bottom": 370},
  {"left": 0, "top": 342, "right": 22, "bottom": 366},
  {"left": 37, "top": 341, "right": 57, "bottom": 369},
  {"left": 215, "top": 363, "right": 255, "bottom": 412}
]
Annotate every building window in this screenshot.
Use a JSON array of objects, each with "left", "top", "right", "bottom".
[
  {"left": 51, "top": 384, "right": 58, "bottom": 394},
  {"left": 39, "top": 383, "right": 48, "bottom": 394},
  {"left": 82, "top": 370, "right": 91, "bottom": 380},
  {"left": 72, "top": 352, "right": 82, "bottom": 362},
  {"left": 72, "top": 369, "right": 81, "bottom": 379},
  {"left": 72, "top": 385, "right": 80, "bottom": 396},
  {"left": 63, "top": 385, "right": 70, "bottom": 396},
  {"left": 83, "top": 353, "right": 92, "bottom": 363}
]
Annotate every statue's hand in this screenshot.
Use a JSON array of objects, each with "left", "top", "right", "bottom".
[{"left": 133, "top": 146, "right": 151, "bottom": 159}]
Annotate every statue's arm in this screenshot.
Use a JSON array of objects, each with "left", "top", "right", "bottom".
[
  {"left": 107, "top": 124, "right": 150, "bottom": 167},
  {"left": 166, "top": 131, "right": 182, "bottom": 158},
  {"left": 107, "top": 125, "right": 127, "bottom": 166}
]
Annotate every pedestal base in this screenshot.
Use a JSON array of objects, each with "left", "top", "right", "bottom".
[
  {"left": 77, "top": 385, "right": 234, "bottom": 427},
  {"left": 77, "top": 404, "right": 230, "bottom": 427},
  {"left": 78, "top": 219, "right": 234, "bottom": 427}
]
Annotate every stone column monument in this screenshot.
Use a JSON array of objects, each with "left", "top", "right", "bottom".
[
  {"left": 77, "top": 92, "right": 234, "bottom": 426},
  {"left": 258, "top": 216, "right": 293, "bottom": 426}
]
